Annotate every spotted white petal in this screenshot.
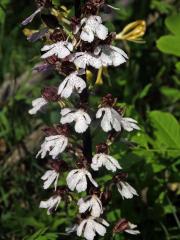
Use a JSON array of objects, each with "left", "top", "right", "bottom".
[
  {"left": 71, "top": 52, "right": 102, "bottom": 69},
  {"left": 41, "top": 170, "right": 59, "bottom": 190},
  {"left": 39, "top": 195, "right": 61, "bottom": 215},
  {"left": 78, "top": 195, "right": 103, "bottom": 217},
  {"left": 84, "top": 220, "right": 95, "bottom": 240},
  {"left": 94, "top": 45, "right": 128, "bottom": 67},
  {"left": 77, "top": 217, "right": 109, "bottom": 240},
  {"left": 77, "top": 219, "right": 87, "bottom": 237},
  {"left": 96, "top": 107, "right": 139, "bottom": 133},
  {"left": 85, "top": 170, "right": 98, "bottom": 188},
  {"left": 80, "top": 26, "right": 95, "bottom": 42},
  {"left": 28, "top": 97, "right": 47, "bottom": 115},
  {"left": 125, "top": 222, "right": 140, "bottom": 235},
  {"left": 95, "top": 24, "right": 108, "bottom": 40},
  {"left": 67, "top": 169, "right": 97, "bottom": 193},
  {"left": 37, "top": 135, "right": 68, "bottom": 159},
  {"left": 41, "top": 41, "right": 73, "bottom": 59},
  {"left": 80, "top": 15, "right": 108, "bottom": 43},
  {"left": 58, "top": 72, "right": 86, "bottom": 98},
  {"left": 91, "top": 153, "right": 122, "bottom": 172},
  {"left": 117, "top": 181, "right": 138, "bottom": 199},
  {"left": 60, "top": 108, "right": 91, "bottom": 133},
  {"left": 121, "top": 117, "right": 140, "bottom": 132}
]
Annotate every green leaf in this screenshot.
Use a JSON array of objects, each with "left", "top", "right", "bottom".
[
  {"left": 139, "top": 83, "right": 152, "bottom": 98},
  {"left": 165, "top": 14, "right": 180, "bottom": 36},
  {"left": 160, "top": 86, "right": 180, "bottom": 103},
  {"left": 175, "top": 61, "right": 180, "bottom": 71},
  {"left": 157, "top": 35, "right": 180, "bottom": 57},
  {"left": 149, "top": 111, "right": 180, "bottom": 151}
]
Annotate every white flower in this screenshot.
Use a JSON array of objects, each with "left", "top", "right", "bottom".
[
  {"left": 91, "top": 153, "right": 122, "bottom": 172},
  {"left": 39, "top": 195, "right": 61, "bottom": 215},
  {"left": 117, "top": 181, "right": 138, "bottom": 199},
  {"left": 94, "top": 45, "right": 128, "bottom": 67},
  {"left": 58, "top": 71, "right": 86, "bottom": 98},
  {"left": 80, "top": 15, "right": 108, "bottom": 43},
  {"left": 41, "top": 170, "right": 59, "bottom": 190},
  {"left": 120, "top": 117, "right": 140, "bottom": 132},
  {"left": 77, "top": 217, "right": 109, "bottom": 240},
  {"left": 78, "top": 195, "right": 103, "bottom": 217},
  {"left": 37, "top": 135, "right": 68, "bottom": 159},
  {"left": 125, "top": 222, "right": 140, "bottom": 235},
  {"left": 66, "top": 169, "right": 98, "bottom": 193},
  {"left": 60, "top": 108, "right": 91, "bottom": 133},
  {"left": 28, "top": 97, "right": 47, "bottom": 115},
  {"left": 96, "top": 107, "right": 140, "bottom": 132},
  {"left": 41, "top": 41, "right": 73, "bottom": 59},
  {"left": 70, "top": 52, "right": 102, "bottom": 69}
]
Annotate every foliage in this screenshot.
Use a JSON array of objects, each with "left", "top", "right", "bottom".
[{"left": 0, "top": 0, "right": 180, "bottom": 240}]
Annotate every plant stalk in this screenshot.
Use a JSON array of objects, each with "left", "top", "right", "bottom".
[{"left": 74, "top": 0, "right": 92, "bottom": 162}]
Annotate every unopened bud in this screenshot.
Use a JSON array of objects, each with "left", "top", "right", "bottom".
[
  {"left": 116, "top": 20, "right": 146, "bottom": 42},
  {"left": 113, "top": 218, "right": 129, "bottom": 233},
  {"left": 42, "top": 86, "right": 59, "bottom": 102}
]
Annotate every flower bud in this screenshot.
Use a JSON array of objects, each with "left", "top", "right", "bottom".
[
  {"left": 82, "top": 0, "right": 105, "bottom": 15},
  {"left": 50, "top": 28, "right": 67, "bottom": 42},
  {"left": 48, "top": 159, "right": 68, "bottom": 172},
  {"left": 101, "top": 94, "right": 116, "bottom": 107},
  {"left": 116, "top": 20, "right": 146, "bottom": 42},
  {"left": 55, "top": 61, "right": 76, "bottom": 75},
  {"left": 46, "top": 55, "right": 59, "bottom": 65},
  {"left": 113, "top": 172, "right": 128, "bottom": 183},
  {"left": 100, "top": 189, "right": 112, "bottom": 205},
  {"left": 113, "top": 218, "right": 129, "bottom": 233},
  {"left": 96, "top": 143, "right": 108, "bottom": 154},
  {"left": 41, "top": 86, "right": 59, "bottom": 102}
]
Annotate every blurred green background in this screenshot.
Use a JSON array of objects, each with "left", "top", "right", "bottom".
[{"left": 0, "top": 0, "right": 180, "bottom": 239}]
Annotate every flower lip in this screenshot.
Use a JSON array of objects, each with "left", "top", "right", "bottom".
[
  {"left": 96, "top": 143, "right": 108, "bottom": 154},
  {"left": 113, "top": 218, "right": 129, "bottom": 233},
  {"left": 101, "top": 93, "right": 117, "bottom": 107},
  {"left": 113, "top": 172, "right": 128, "bottom": 183},
  {"left": 41, "top": 86, "right": 60, "bottom": 102}
]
